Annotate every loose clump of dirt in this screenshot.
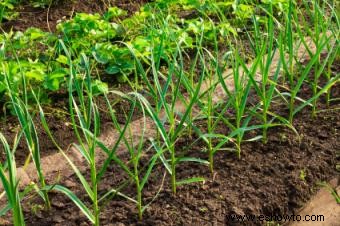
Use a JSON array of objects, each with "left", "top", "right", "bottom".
[{"left": 1, "top": 0, "right": 152, "bottom": 32}]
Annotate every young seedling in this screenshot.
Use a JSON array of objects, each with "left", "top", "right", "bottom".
[
  {"left": 35, "top": 44, "right": 109, "bottom": 225},
  {"left": 280, "top": 29, "right": 335, "bottom": 122},
  {"left": 100, "top": 90, "right": 168, "bottom": 220},
  {"left": 246, "top": 2, "right": 283, "bottom": 144},
  {"left": 0, "top": 132, "right": 25, "bottom": 226},
  {"left": 289, "top": 0, "right": 338, "bottom": 117},
  {"left": 125, "top": 32, "right": 207, "bottom": 194},
  {"left": 2, "top": 63, "right": 51, "bottom": 209}
]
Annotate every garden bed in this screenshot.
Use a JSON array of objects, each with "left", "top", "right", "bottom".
[
  {"left": 0, "top": 0, "right": 339, "bottom": 226},
  {"left": 0, "top": 52, "right": 338, "bottom": 226},
  {"left": 1, "top": 80, "right": 339, "bottom": 226}
]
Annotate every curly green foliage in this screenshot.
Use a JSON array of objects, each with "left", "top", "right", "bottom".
[{"left": 0, "top": 0, "right": 19, "bottom": 22}]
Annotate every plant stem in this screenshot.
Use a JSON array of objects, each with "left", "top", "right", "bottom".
[
  {"left": 208, "top": 138, "right": 213, "bottom": 173},
  {"left": 326, "top": 63, "right": 332, "bottom": 107},
  {"left": 170, "top": 143, "right": 176, "bottom": 195},
  {"left": 41, "top": 180, "right": 51, "bottom": 209},
  {"left": 236, "top": 105, "right": 241, "bottom": 158},
  {"left": 136, "top": 180, "right": 142, "bottom": 221},
  {"left": 312, "top": 0, "right": 320, "bottom": 118},
  {"left": 207, "top": 83, "right": 214, "bottom": 173},
  {"left": 134, "top": 158, "right": 142, "bottom": 220},
  {"left": 91, "top": 162, "right": 99, "bottom": 226},
  {"left": 289, "top": 96, "right": 295, "bottom": 124},
  {"left": 263, "top": 108, "right": 268, "bottom": 144},
  {"left": 236, "top": 140, "right": 241, "bottom": 159}
]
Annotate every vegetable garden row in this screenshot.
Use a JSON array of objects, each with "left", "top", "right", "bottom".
[{"left": 0, "top": 0, "right": 339, "bottom": 225}]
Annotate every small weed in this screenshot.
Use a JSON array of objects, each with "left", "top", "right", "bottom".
[{"left": 299, "top": 169, "right": 307, "bottom": 182}]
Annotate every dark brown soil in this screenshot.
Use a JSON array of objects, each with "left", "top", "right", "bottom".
[{"left": 1, "top": 0, "right": 152, "bottom": 32}]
